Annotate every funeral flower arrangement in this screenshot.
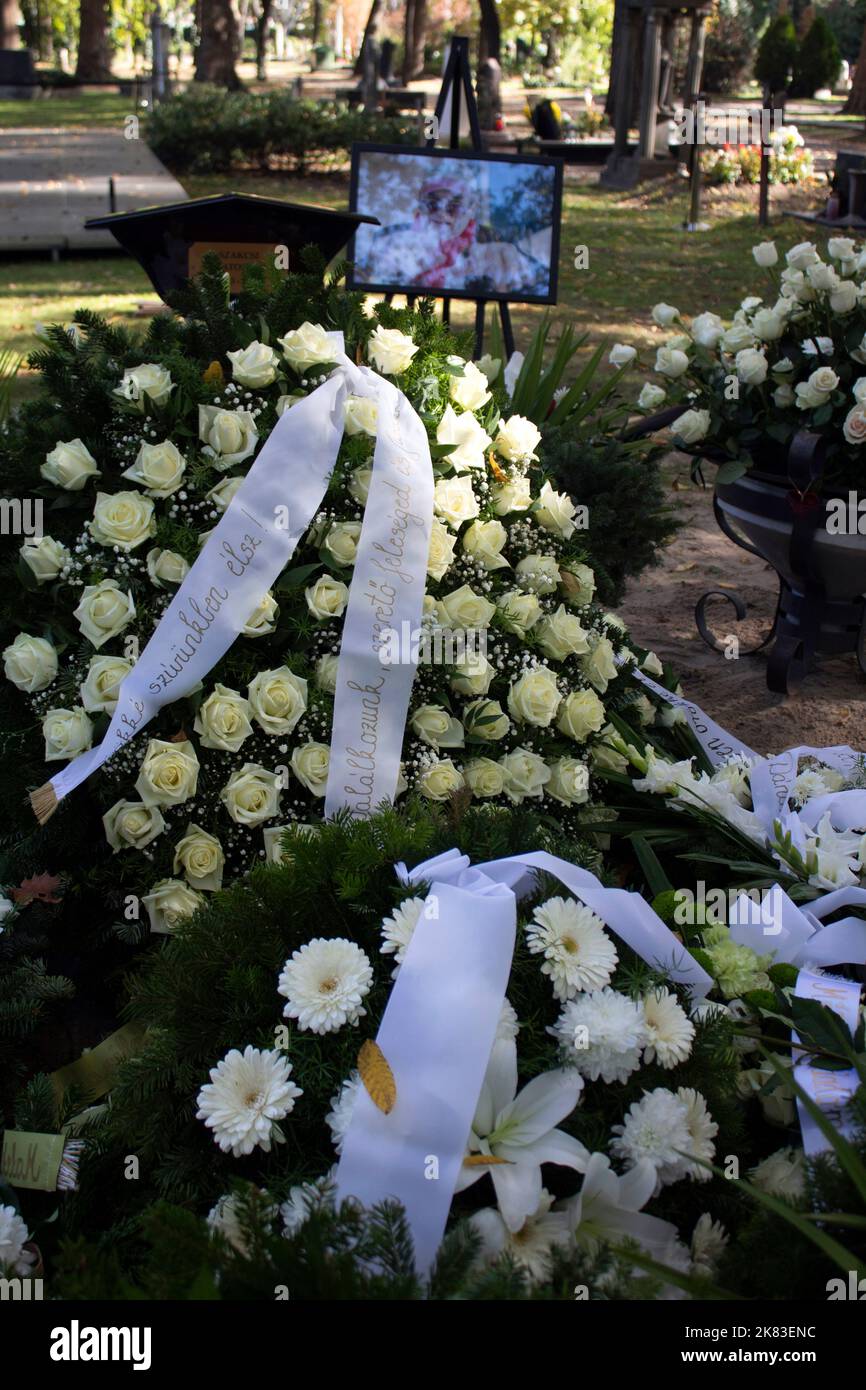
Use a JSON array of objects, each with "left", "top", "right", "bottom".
[{"left": 633, "top": 234, "right": 866, "bottom": 490}]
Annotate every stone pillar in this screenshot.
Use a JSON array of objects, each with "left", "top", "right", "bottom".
[{"left": 638, "top": 8, "right": 663, "bottom": 160}]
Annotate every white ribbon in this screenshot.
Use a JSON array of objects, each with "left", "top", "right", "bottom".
[
  {"left": 44, "top": 339, "right": 432, "bottom": 822},
  {"left": 624, "top": 663, "right": 758, "bottom": 766},
  {"left": 335, "top": 846, "right": 711, "bottom": 1276},
  {"left": 793, "top": 969, "right": 861, "bottom": 1157}
]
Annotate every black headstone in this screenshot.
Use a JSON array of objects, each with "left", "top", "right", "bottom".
[{"left": 85, "top": 192, "right": 379, "bottom": 302}]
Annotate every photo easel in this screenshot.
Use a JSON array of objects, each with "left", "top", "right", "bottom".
[{"left": 427, "top": 36, "right": 515, "bottom": 360}]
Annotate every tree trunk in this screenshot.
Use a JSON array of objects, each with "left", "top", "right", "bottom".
[
  {"left": 353, "top": 0, "right": 381, "bottom": 76},
  {"left": 606, "top": 0, "right": 642, "bottom": 124},
  {"left": 75, "top": 0, "right": 112, "bottom": 80},
  {"left": 195, "top": 0, "right": 241, "bottom": 87},
  {"left": 401, "top": 0, "right": 425, "bottom": 83},
  {"left": 255, "top": 0, "right": 272, "bottom": 79},
  {"left": 2, "top": 0, "right": 20, "bottom": 48},
  {"left": 845, "top": 24, "right": 866, "bottom": 114},
  {"left": 312, "top": 0, "right": 321, "bottom": 45},
  {"left": 478, "top": 0, "right": 500, "bottom": 65}
]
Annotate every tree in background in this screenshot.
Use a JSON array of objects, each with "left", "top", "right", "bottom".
[
  {"left": 401, "top": 0, "right": 425, "bottom": 80},
  {"left": 195, "top": 0, "right": 241, "bottom": 84},
  {"left": 754, "top": 10, "right": 798, "bottom": 90},
  {"left": 75, "top": 0, "right": 112, "bottom": 76},
  {"left": 845, "top": 17, "right": 866, "bottom": 110},
  {"left": 790, "top": 12, "right": 841, "bottom": 93}
]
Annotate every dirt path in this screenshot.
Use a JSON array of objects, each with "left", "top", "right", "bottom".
[{"left": 617, "top": 461, "right": 866, "bottom": 756}]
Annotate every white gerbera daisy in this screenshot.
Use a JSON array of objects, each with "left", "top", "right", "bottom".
[
  {"left": 749, "top": 1146, "right": 806, "bottom": 1202},
  {"left": 380, "top": 896, "right": 424, "bottom": 965},
  {"left": 196, "top": 1045, "right": 302, "bottom": 1157},
  {"left": 469, "top": 1191, "right": 571, "bottom": 1284},
  {"left": 526, "top": 896, "right": 618, "bottom": 1000},
  {"left": 690, "top": 1212, "right": 728, "bottom": 1278},
  {"left": 678, "top": 1086, "right": 718, "bottom": 1181},
  {"left": 0, "top": 1204, "right": 35, "bottom": 1276},
  {"left": 326, "top": 1072, "right": 362, "bottom": 1154},
  {"left": 611, "top": 1087, "right": 692, "bottom": 1190},
  {"left": 553, "top": 987, "right": 648, "bottom": 1083},
  {"left": 642, "top": 988, "right": 695, "bottom": 1068},
  {"left": 278, "top": 937, "right": 373, "bottom": 1034}
]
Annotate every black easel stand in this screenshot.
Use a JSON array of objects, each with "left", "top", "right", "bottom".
[{"left": 426, "top": 36, "right": 515, "bottom": 361}]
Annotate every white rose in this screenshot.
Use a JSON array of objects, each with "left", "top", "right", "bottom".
[
  {"left": 843, "top": 404, "right": 866, "bottom": 445},
  {"left": 785, "top": 241, "right": 819, "bottom": 270},
  {"left": 514, "top": 553, "right": 560, "bottom": 595},
  {"left": 290, "top": 742, "right": 329, "bottom": 796},
  {"left": 498, "top": 747, "right": 550, "bottom": 803},
  {"left": 147, "top": 547, "right": 190, "bottom": 588},
  {"left": 436, "top": 403, "right": 492, "bottom": 473},
  {"left": 830, "top": 280, "right": 858, "bottom": 314},
  {"left": 497, "top": 589, "right": 542, "bottom": 638},
  {"left": 495, "top": 414, "right": 542, "bottom": 463},
  {"left": 795, "top": 380, "right": 828, "bottom": 410},
  {"left": 198, "top": 406, "right": 258, "bottom": 468},
  {"left": 450, "top": 359, "right": 492, "bottom": 411},
  {"left": 462, "top": 518, "right": 508, "bottom": 571},
  {"left": 851, "top": 332, "right": 866, "bottom": 365},
  {"left": 315, "top": 654, "right": 339, "bottom": 693},
  {"left": 173, "top": 823, "right": 225, "bottom": 891},
  {"left": 534, "top": 479, "right": 576, "bottom": 538},
  {"left": 654, "top": 345, "right": 689, "bottom": 378},
  {"left": 491, "top": 474, "right": 532, "bottom": 514},
  {"left": 89, "top": 491, "right": 155, "bottom": 552},
  {"left": 347, "top": 464, "right": 373, "bottom": 506},
  {"left": 411, "top": 704, "right": 464, "bottom": 749},
  {"left": 80, "top": 654, "right": 131, "bottom": 713},
  {"left": 42, "top": 706, "right": 93, "bottom": 761},
  {"left": 434, "top": 474, "right": 480, "bottom": 530},
  {"left": 73, "top": 580, "right": 135, "bottom": 648},
  {"left": 805, "top": 261, "right": 839, "bottom": 293},
  {"left": 439, "top": 583, "right": 496, "bottom": 629},
  {"left": 114, "top": 363, "right": 174, "bottom": 411},
  {"left": 557, "top": 688, "right": 606, "bottom": 742},
  {"left": 20, "top": 535, "right": 69, "bottom": 583},
  {"left": 142, "top": 878, "right": 204, "bottom": 933},
  {"left": 853, "top": 377, "right": 866, "bottom": 403},
  {"left": 427, "top": 517, "right": 457, "bottom": 581},
  {"left": 608, "top": 342, "right": 637, "bottom": 367},
  {"left": 828, "top": 236, "right": 857, "bottom": 261},
  {"left": 773, "top": 384, "right": 795, "bottom": 408},
  {"left": 581, "top": 634, "right": 619, "bottom": 693},
  {"left": 41, "top": 437, "right": 99, "bottom": 491},
  {"left": 673, "top": 408, "right": 711, "bottom": 444},
  {"left": 809, "top": 366, "right": 839, "bottom": 395},
  {"left": 652, "top": 302, "right": 679, "bottom": 327},
  {"left": 221, "top": 762, "right": 282, "bottom": 825},
  {"left": 720, "top": 321, "right": 758, "bottom": 353},
  {"left": 305, "top": 574, "right": 349, "bottom": 621},
  {"left": 464, "top": 757, "right": 506, "bottom": 798},
  {"left": 507, "top": 665, "right": 562, "bottom": 727},
  {"left": 417, "top": 757, "right": 465, "bottom": 801},
  {"left": 122, "top": 440, "right": 186, "bottom": 498},
  {"left": 367, "top": 326, "right": 418, "bottom": 375},
  {"left": 194, "top": 683, "right": 253, "bottom": 752},
  {"left": 227, "top": 340, "right": 278, "bottom": 388},
  {"left": 547, "top": 757, "right": 590, "bottom": 805},
  {"left": 343, "top": 395, "right": 379, "bottom": 437},
  {"left": 735, "top": 349, "right": 768, "bottom": 386},
  {"left": 278, "top": 322, "right": 339, "bottom": 371},
  {"left": 248, "top": 667, "right": 307, "bottom": 735},
  {"left": 323, "top": 520, "right": 362, "bottom": 567},
  {"left": 559, "top": 561, "right": 596, "bottom": 608},
  {"left": 103, "top": 799, "right": 165, "bottom": 852},
  {"left": 206, "top": 475, "right": 244, "bottom": 513},
  {"left": 450, "top": 649, "right": 494, "bottom": 695},
  {"left": 690, "top": 312, "right": 724, "bottom": 349},
  {"left": 750, "top": 308, "right": 784, "bottom": 342},
  {"left": 135, "top": 738, "right": 199, "bottom": 808},
  {"left": 638, "top": 382, "right": 667, "bottom": 410},
  {"left": 463, "top": 697, "right": 510, "bottom": 741},
  {"left": 752, "top": 241, "right": 778, "bottom": 267},
  {"left": 276, "top": 392, "right": 305, "bottom": 416},
  {"left": 536, "top": 604, "right": 590, "bottom": 660}
]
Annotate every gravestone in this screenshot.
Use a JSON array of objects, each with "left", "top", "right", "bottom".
[
  {"left": 476, "top": 57, "right": 502, "bottom": 130},
  {"left": 0, "top": 48, "right": 37, "bottom": 99}
]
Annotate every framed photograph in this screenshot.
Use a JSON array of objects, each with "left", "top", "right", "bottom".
[{"left": 347, "top": 143, "right": 563, "bottom": 305}]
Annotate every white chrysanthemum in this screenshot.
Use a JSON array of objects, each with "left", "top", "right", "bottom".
[
  {"left": 749, "top": 1146, "right": 806, "bottom": 1202},
  {"left": 280, "top": 1170, "right": 336, "bottom": 1237},
  {"left": 679, "top": 1086, "right": 718, "bottom": 1181},
  {"left": 325, "top": 1072, "right": 362, "bottom": 1154},
  {"left": 468, "top": 1191, "right": 571, "bottom": 1285},
  {"left": 553, "top": 987, "right": 648, "bottom": 1083},
  {"left": 642, "top": 988, "right": 695, "bottom": 1068},
  {"left": 526, "top": 896, "right": 618, "bottom": 1000},
  {"left": 611, "top": 1087, "right": 692, "bottom": 1190},
  {"left": 196, "top": 1045, "right": 302, "bottom": 1157},
  {"left": 207, "top": 1189, "right": 276, "bottom": 1255},
  {"left": 690, "top": 1212, "right": 728, "bottom": 1278},
  {"left": 380, "top": 896, "right": 424, "bottom": 964},
  {"left": 278, "top": 938, "right": 373, "bottom": 1034},
  {"left": 496, "top": 997, "right": 520, "bottom": 1042},
  {"left": 0, "top": 1204, "right": 35, "bottom": 1275}
]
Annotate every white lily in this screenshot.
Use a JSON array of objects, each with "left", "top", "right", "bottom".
[
  {"left": 454, "top": 1038, "right": 588, "bottom": 1231},
  {"left": 557, "top": 1151, "right": 677, "bottom": 1256}
]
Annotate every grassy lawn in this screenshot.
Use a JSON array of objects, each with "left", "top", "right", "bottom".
[{"left": 0, "top": 93, "right": 134, "bottom": 129}]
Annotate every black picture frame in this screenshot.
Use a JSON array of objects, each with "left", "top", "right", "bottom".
[{"left": 346, "top": 142, "right": 563, "bottom": 306}]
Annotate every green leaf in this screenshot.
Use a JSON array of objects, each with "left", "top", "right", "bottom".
[
  {"left": 629, "top": 834, "right": 673, "bottom": 897},
  {"left": 275, "top": 562, "right": 321, "bottom": 592},
  {"left": 715, "top": 458, "right": 749, "bottom": 485}
]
